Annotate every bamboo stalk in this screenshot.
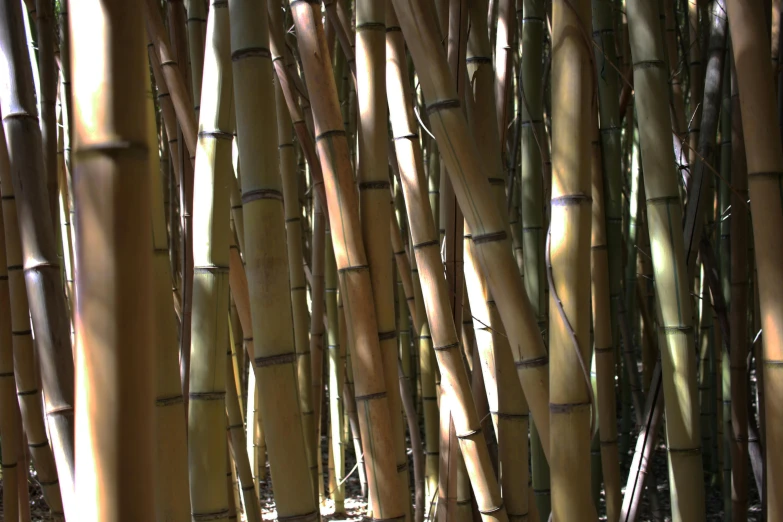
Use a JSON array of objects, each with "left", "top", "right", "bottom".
[
  {"left": 0, "top": 1, "right": 76, "bottom": 515},
  {"left": 186, "top": 0, "right": 207, "bottom": 119},
  {"left": 626, "top": 0, "right": 707, "bottom": 518},
  {"left": 309, "top": 198, "right": 327, "bottom": 502},
  {"left": 34, "top": 0, "right": 57, "bottom": 230},
  {"left": 187, "top": 3, "right": 233, "bottom": 520}
]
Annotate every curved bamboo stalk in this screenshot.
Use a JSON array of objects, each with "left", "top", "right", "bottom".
[
  {"left": 289, "top": 3, "right": 406, "bottom": 520},
  {"left": 0, "top": 1, "right": 76, "bottom": 515},
  {"left": 389, "top": 0, "right": 552, "bottom": 460},
  {"left": 275, "top": 64, "right": 318, "bottom": 502},
  {"left": 229, "top": 0, "right": 319, "bottom": 519},
  {"left": 149, "top": 76, "right": 192, "bottom": 522},
  {"left": 626, "top": 0, "right": 707, "bottom": 518},
  {"left": 70, "top": 0, "right": 157, "bottom": 519},
  {"left": 187, "top": 3, "right": 233, "bottom": 521}
]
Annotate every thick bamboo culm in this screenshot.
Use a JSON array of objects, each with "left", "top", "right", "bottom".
[
  {"left": 230, "top": 0, "right": 318, "bottom": 520},
  {"left": 34, "top": 0, "right": 57, "bottom": 230},
  {"left": 726, "top": 0, "right": 783, "bottom": 517},
  {"left": 187, "top": 2, "right": 233, "bottom": 521},
  {"left": 626, "top": 0, "right": 707, "bottom": 519},
  {"left": 389, "top": 0, "right": 553, "bottom": 460},
  {"left": 0, "top": 111, "right": 65, "bottom": 521},
  {"left": 289, "top": 3, "right": 405, "bottom": 520},
  {"left": 70, "top": 0, "right": 157, "bottom": 520},
  {"left": 0, "top": 1, "right": 76, "bottom": 516}
]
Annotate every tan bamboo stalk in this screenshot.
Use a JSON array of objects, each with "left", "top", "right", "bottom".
[
  {"left": 275, "top": 67, "right": 318, "bottom": 501},
  {"left": 725, "top": 1, "right": 783, "bottom": 517},
  {"left": 186, "top": 0, "right": 207, "bottom": 117},
  {"left": 289, "top": 4, "right": 407, "bottom": 520},
  {"left": 729, "top": 57, "right": 749, "bottom": 522},
  {"left": 589, "top": 116, "right": 622, "bottom": 521},
  {"left": 147, "top": 40, "right": 183, "bottom": 185},
  {"left": 548, "top": 1, "right": 597, "bottom": 520},
  {"left": 0, "top": 193, "right": 22, "bottom": 522},
  {"left": 0, "top": 109, "right": 65, "bottom": 522},
  {"left": 392, "top": 0, "right": 553, "bottom": 459},
  {"left": 225, "top": 345, "right": 262, "bottom": 522},
  {"left": 342, "top": 331, "right": 369, "bottom": 499},
  {"left": 0, "top": 1, "right": 76, "bottom": 515},
  {"left": 34, "top": 0, "right": 58, "bottom": 229},
  {"left": 230, "top": 1, "right": 319, "bottom": 519},
  {"left": 70, "top": 0, "right": 156, "bottom": 519},
  {"left": 626, "top": 0, "right": 707, "bottom": 518},
  {"left": 148, "top": 78, "right": 192, "bottom": 522},
  {"left": 495, "top": 0, "right": 515, "bottom": 146},
  {"left": 325, "top": 228, "right": 346, "bottom": 513},
  {"left": 56, "top": 0, "right": 73, "bottom": 178},
  {"left": 56, "top": 103, "right": 75, "bottom": 318},
  {"left": 309, "top": 198, "right": 327, "bottom": 502},
  {"left": 354, "top": 1, "right": 411, "bottom": 518},
  {"left": 187, "top": 3, "right": 233, "bottom": 520}
]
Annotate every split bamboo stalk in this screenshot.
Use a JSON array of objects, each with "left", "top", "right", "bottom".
[
  {"left": 275, "top": 67, "right": 318, "bottom": 502},
  {"left": 187, "top": 2, "right": 233, "bottom": 520},
  {"left": 148, "top": 76, "right": 192, "bottom": 522},
  {"left": 70, "top": 0, "right": 157, "bottom": 519},
  {"left": 0, "top": 109, "right": 65, "bottom": 522},
  {"left": 289, "top": 3, "right": 406, "bottom": 520},
  {"left": 34, "top": 0, "right": 57, "bottom": 230},
  {"left": 0, "top": 1, "right": 76, "bottom": 515},
  {"left": 549, "top": 1, "right": 597, "bottom": 520},
  {"left": 590, "top": 115, "right": 622, "bottom": 521},
  {"left": 389, "top": 0, "right": 553, "bottom": 459},
  {"left": 626, "top": 0, "right": 707, "bottom": 518},
  {"left": 0, "top": 169, "right": 22, "bottom": 522},
  {"left": 729, "top": 55, "right": 750, "bottom": 522},
  {"left": 229, "top": 1, "right": 319, "bottom": 519}
]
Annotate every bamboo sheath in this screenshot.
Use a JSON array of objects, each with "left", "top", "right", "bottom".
[
  {"left": 626, "top": 0, "right": 707, "bottom": 519},
  {"left": 290, "top": 3, "right": 406, "bottom": 520},
  {"left": 275, "top": 67, "right": 318, "bottom": 502},
  {"left": 149, "top": 79, "right": 192, "bottom": 522},
  {"left": 0, "top": 141, "right": 22, "bottom": 522},
  {"left": 725, "top": 1, "right": 783, "bottom": 516},
  {"left": 70, "top": 0, "right": 157, "bottom": 519},
  {"left": 549, "top": 1, "right": 597, "bottom": 520},
  {"left": 0, "top": 0, "right": 76, "bottom": 516},
  {"left": 389, "top": 0, "right": 552, "bottom": 459},
  {"left": 589, "top": 118, "right": 622, "bottom": 521},
  {"left": 230, "top": 0, "right": 318, "bottom": 519},
  {"left": 0, "top": 111, "right": 65, "bottom": 521},
  {"left": 188, "top": 3, "right": 233, "bottom": 521}
]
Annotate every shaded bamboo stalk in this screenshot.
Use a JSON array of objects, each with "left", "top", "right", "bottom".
[
  {"left": 34, "top": 0, "right": 57, "bottom": 231},
  {"left": 0, "top": 1, "right": 76, "bottom": 515},
  {"left": 626, "top": 0, "right": 707, "bottom": 518},
  {"left": 309, "top": 198, "right": 327, "bottom": 502},
  {"left": 187, "top": 2, "right": 233, "bottom": 520}
]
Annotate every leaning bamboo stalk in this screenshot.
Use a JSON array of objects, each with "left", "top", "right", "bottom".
[
  {"left": 590, "top": 114, "right": 622, "bottom": 521},
  {"left": 148, "top": 77, "right": 192, "bottom": 522},
  {"left": 626, "top": 0, "right": 707, "bottom": 518},
  {"left": 71, "top": 0, "right": 156, "bottom": 518},
  {"left": 289, "top": 4, "right": 407, "bottom": 520},
  {"left": 390, "top": 0, "right": 553, "bottom": 459},
  {"left": 725, "top": 0, "right": 783, "bottom": 516},
  {"left": 0, "top": 1, "right": 76, "bottom": 515},
  {"left": 229, "top": 0, "right": 319, "bottom": 518},
  {"left": 0, "top": 109, "right": 65, "bottom": 522},
  {"left": 0, "top": 166, "right": 22, "bottom": 522},
  {"left": 187, "top": 2, "right": 233, "bottom": 521},
  {"left": 275, "top": 66, "right": 318, "bottom": 502},
  {"left": 549, "top": 1, "right": 597, "bottom": 520}
]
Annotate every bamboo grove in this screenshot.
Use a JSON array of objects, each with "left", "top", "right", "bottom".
[{"left": 0, "top": 0, "right": 782, "bottom": 520}]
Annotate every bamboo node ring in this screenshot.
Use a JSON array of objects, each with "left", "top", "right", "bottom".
[
  {"left": 198, "top": 130, "right": 233, "bottom": 140},
  {"left": 472, "top": 230, "right": 507, "bottom": 244},
  {"left": 193, "top": 509, "right": 231, "bottom": 521},
  {"left": 466, "top": 56, "right": 492, "bottom": 65},
  {"left": 426, "top": 99, "right": 461, "bottom": 115},
  {"left": 356, "top": 22, "right": 386, "bottom": 32},
  {"left": 211, "top": 0, "right": 228, "bottom": 8},
  {"left": 189, "top": 391, "right": 226, "bottom": 401},
  {"left": 1, "top": 462, "right": 17, "bottom": 469},
  {"left": 28, "top": 440, "right": 50, "bottom": 449},
  {"left": 491, "top": 410, "right": 529, "bottom": 420},
  {"left": 433, "top": 341, "right": 459, "bottom": 352},
  {"left": 378, "top": 330, "right": 397, "bottom": 341},
  {"left": 355, "top": 391, "right": 387, "bottom": 402},
  {"left": 667, "top": 447, "right": 701, "bottom": 455},
  {"left": 413, "top": 239, "right": 439, "bottom": 250},
  {"left": 478, "top": 504, "right": 504, "bottom": 515},
  {"left": 549, "top": 401, "right": 591, "bottom": 413},
  {"left": 231, "top": 47, "right": 271, "bottom": 62},
  {"left": 550, "top": 194, "right": 592, "bottom": 206},
  {"left": 255, "top": 352, "right": 297, "bottom": 367},
  {"left": 393, "top": 133, "right": 417, "bottom": 141},
  {"left": 242, "top": 188, "right": 283, "bottom": 204},
  {"left": 456, "top": 428, "right": 482, "bottom": 439},
  {"left": 515, "top": 355, "right": 548, "bottom": 368},
  {"left": 315, "top": 129, "right": 347, "bottom": 142},
  {"left": 0, "top": 371, "right": 14, "bottom": 377},
  {"left": 156, "top": 394, "right": 184, "bottom": 407},
  {"left": 17, "top": 388, "right": 40, "bottom": 396},
  {"left": 748, "top": 170, "right": 783, "bottom": 179},
  {"left": 338, "top": 264, "right": 370, "bottom": 274}
]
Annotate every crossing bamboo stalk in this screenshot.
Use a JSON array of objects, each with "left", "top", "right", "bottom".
[
  {"left": 187, "top": 3, "right": 233, "bottom": 521},
  {"left": 0, "top": 1, "right": 76, "bottom": 515},
  {"left": 389, "top": 0, "right": 553, "bottom": 460},
  {"left": 230, "top": 0, "right": 319, "bottom": 518},
  {"left": 626, "top": 0, "right": 707, "bottom": 518}
]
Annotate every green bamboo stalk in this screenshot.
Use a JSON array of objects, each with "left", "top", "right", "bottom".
[
  {"left": 0, "top": 1, "right": 76, "bottom": 515},
  {"left": 626, "top": 0, "right": 707, "bottom": 518}
]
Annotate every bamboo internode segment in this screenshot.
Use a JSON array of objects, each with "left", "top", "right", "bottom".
[
  {"left": 727, "top": 0, "right": 783, "bottom": 517},
  {"left": 626, "top": 0, "right": 707, "bottom": 519}
]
